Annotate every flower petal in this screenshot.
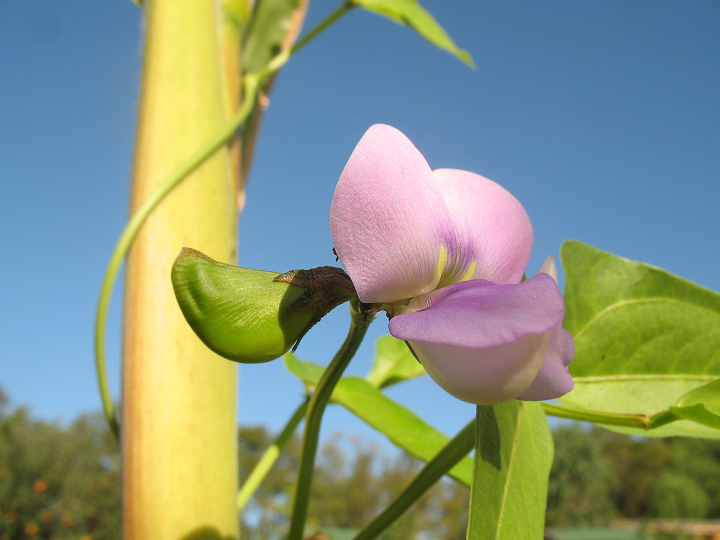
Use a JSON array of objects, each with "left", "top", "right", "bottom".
[
  {"left": 388, "top": 274, "right": 565, "bottom": 348},
  {"left": 330, "top": 125, "right": 457, "bottom": 303},
  {"left": 536, "top": 254, "right": 558, "bottom": 282},
  {"left": 407, "top": 334, "right": 548, "bottom": 404},
  {"left": 516, "top": 326, "right": 575, "bottom": 401},
  {"left": 388, "top": 275, "right": 566, "bottom": 405},
  {"left": 433, "top": 169, "right": 532, "bottom": 285}
]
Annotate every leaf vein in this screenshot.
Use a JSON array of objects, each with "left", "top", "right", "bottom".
[
  {"left": 495, "top": 403, "right": 523, "bottom": 540},
  {"left": 574, "top": 298, "right": 675, "bottom": 341},
  {"left": 575, "top": 374, "right": 717, "bottom": 382}
]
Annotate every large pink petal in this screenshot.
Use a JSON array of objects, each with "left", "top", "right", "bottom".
[
  {"left": 330, "top": 125, "right": 457, "bottom": 304},
  {"left": 516, "top": 326, "right": 575, "bottom": 401},
  {"left": 433, "top": 169, "right": 532, "bottom": 285}
]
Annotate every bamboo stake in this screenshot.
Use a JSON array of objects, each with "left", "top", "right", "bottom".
[{"left": 122, "top": 1, "right": 239, "bottom": 538}]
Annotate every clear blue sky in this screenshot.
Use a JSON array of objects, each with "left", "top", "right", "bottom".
[{"left": 1, "top": 1, "right": 719, "bottom": 445}]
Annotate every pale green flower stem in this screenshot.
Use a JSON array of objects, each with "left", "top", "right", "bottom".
[
  {"left": 287, "top": 299, "right": 377, "bottom": 540},
  {"left": 93, "top": 2, "right": 355, "bottom": 439}
]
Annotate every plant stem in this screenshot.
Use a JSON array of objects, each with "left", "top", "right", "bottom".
[
  {"left": 287, "top": 300, "right": 376, "bottom": 540},
  {"left": 292, "top": 1, "right": 354, "bottom": 55},
  {"left": 541, "top": 402, "right": 657, "bottom": 429},
  {"left": 353, "top": 419, "right": 476, "bottom": 540},
  {"left": 648, "top": 409, "right": 681, "bottom": 429},
  {"left": 253, "top": 2, "right": 354, "bottom": 82},
  {"left": 238, "top": 398, "right": 309, "bottom": 510}
]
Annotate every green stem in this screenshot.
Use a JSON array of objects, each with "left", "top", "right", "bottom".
[
  {"left": 353, "top": 419, "right": 476, "bottom": 540},
  {"left": 94, "top": 3, "right": 355, "bottom": 437},
  {"left": 648, "top": 409, "right": 681, "bottom": 429},
  {"left": 287, "top": 300, "right": 376, "bottom": 540},
  {"left": 292, "top": 2, "right": 354, "bottom": 55},
  {"left": 238, "top": 398, "right": 309, "bottom": 510},
  {"left": 541, "top": 402, "right": 653, "bottom": 429},
  {"left": 255, "top": 3, "right": 353, "bottom": 81}
]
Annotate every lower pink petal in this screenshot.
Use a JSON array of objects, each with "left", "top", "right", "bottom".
[
  {"left": 389, "top": 276, "right": 566, "bottom": 404},
  {"left": 388, "top": 274, "right": 565, "bottom": 348},
  {"left": 408, "top": 333, "right": 549, "bottom": 405},
  {"left": 516, "top": 326, "right": 575, "bottom": 401}
]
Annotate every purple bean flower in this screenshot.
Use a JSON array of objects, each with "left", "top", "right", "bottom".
[{"left": 330, "top": 125, "right": 574, "bottom": 405}]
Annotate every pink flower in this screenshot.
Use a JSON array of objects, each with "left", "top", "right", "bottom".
[{"left": 330, "top": 125, "right": 574, "bottom": 405}]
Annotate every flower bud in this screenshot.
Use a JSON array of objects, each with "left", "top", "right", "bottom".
[{"left": 171, "top": 248, "right": 355, "bottom": 363}]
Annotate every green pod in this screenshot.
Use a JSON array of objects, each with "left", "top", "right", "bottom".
[{"left": 171, "top": 248, "right": 315, "bottom": 364}]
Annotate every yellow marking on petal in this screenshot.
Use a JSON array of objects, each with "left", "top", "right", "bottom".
[
  {"left": 458, "top": 260, "right": 477, "bottom": 283},
  {"left": 422, "top": 245, "right": 448, "bottom": 295},
  {"left": 437, "top": 256, "right": 477, "bottom": 289},
  {"left": 436, "top": 254, "right": 458, "bottom": 290}
]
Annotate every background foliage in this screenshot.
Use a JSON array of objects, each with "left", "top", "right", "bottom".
[{"left": 4, "top": 387, "right": 720, "bottom": 539}]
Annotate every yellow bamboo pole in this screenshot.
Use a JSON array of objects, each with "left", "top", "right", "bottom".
[{"left": 122, "top": 1, "right": 239, "bottom": 538}]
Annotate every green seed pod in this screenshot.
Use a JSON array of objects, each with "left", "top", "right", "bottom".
[{"left": 171, "top": 248, "right": 317, "bottom": 364}]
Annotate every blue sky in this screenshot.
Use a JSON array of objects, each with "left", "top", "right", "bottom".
[{"left": 1, "top": 1, "right": 719, "bottom": 445}]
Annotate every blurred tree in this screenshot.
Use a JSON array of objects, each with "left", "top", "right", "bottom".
[
  {"left": 239, "top": 425, "right": 299, "bottom": 539},
  {"left": 650, "top": 471, "right": 709, "bottom": 519},
  {"left": 0, "top": 391, "right": 120, "bottom": 540},
  {"left": 598, "top": 430, "right": 671, "bottom": 517},
  {"left": 546, "top": 424, "right": 618, "bottom": 527},
  {"left": 660, "top": 438, "right": 720, "bottom": 518},
  {"left": 547, "top": 425, "right": 720, "bottom": 524},
  {"left": 13, "top": 388, "right": 720, "bottom": 539}
]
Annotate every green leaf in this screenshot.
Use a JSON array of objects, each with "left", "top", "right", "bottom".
[
  {"left": 365, "top": 335, "right": 426, "bottom": 388},
  {"left": 242, "top": 0, "right": 304, "bottom": 74},
  {"left": 284, "top": 353, "right": 473, "bottom": 485},
  {"left": 285, "top": 350, "right": 327, "bottom": 387},
  {"left": 560, "top": 240, "right": 720, "bottom": 438},
  {"left": 352, "top": 0, "right": 475, "bottom": 68},
  {"left": 468, "top": 401, "right": 553, "bottom": 540},
  {"left": 671, "top": 378, "right": 720, "bottom": 431}
]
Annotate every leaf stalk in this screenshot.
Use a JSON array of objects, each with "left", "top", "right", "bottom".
[{"left": 540, "top": 402, "right": 680, "bottom": 430}]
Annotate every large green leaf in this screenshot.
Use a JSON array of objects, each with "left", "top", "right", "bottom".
[
  {"left": 365, "top": 335, "right": 425, "bottom": 389},
  {"left": 467, "top": 401, "right": 552, "bottom": 540},
  {"left": 284, "top": 353, "right": 473, "bottom": 485},
  {"left": 352, "top": 0, "right": 475, "bottom": 68},
  {"left": 560, "top": 240, "right": 720, "bottom": 438},
  {"left": 671, "top": 378, "right": 720, "bottom": 431}
]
